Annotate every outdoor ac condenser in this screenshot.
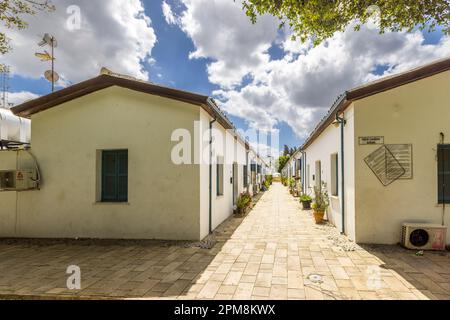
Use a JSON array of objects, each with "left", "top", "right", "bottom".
[
  {"left": 0, "top": 169, "right": 38, "bottom": 191},
  {"left": 401, "top": 223, "right": 447, "bottom": 251}
]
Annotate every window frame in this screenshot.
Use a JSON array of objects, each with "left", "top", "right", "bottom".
[
  {"left": 330, "top": 153, "right": 339, "bottom": 197},
  {"left": 307, "top": 164, "right": 311, "bottom": 188},
  {"left": 217, "top": 156, "right": 224, "bottom": 196},
  {"left": 101, "top": 149, "right": 128, "bottom": 203},
  {"left": 243, "top": 165, "right": 248, "bottom": 188},
  {"left": 437, "top": 144, "right": 450, "bottom": 204},
  {"left": 315, "top": 160, "right": 321, "bottom": 189}
]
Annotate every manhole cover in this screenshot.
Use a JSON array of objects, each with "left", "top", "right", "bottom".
[{"left": 308, "top": 274, "right": 323, "bottom": 284}]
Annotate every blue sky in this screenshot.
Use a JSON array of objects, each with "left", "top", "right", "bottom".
[{"left": 4, "top": 0, "right": 449, "bottom": 155}]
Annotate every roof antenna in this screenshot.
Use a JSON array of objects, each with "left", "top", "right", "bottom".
[{"left": 35, "top": 33, "right": 59, "bottom": 92}]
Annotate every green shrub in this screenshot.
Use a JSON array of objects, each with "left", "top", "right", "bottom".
[
  {"left": 312, "top": 182, "right": 330, "bottom": 212},
  {"left": 289, "top": 178, "right": 295, "bottom": 188},
  {"left": 300, "top": 194, "right": 312, "bottom": 202},
  {"left": 236, "top": 192, "right": 252, "bottom": 214}
]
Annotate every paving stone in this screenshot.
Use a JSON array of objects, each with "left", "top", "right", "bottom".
[{"left": 0, "top": 183, "right": 447, "bottom": 300}]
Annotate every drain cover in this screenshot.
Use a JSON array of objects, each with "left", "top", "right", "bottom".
[{"left": 308, "top": 274, "right": 323, "bottom": 284}]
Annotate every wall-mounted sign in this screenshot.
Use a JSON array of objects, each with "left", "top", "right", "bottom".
[
  {"left": 386, "top": 144, "right": 413, "bottom": 179},
  {"left": 364, "top": 145, "right": 405, "bottom": 186},
  {"left": 359, "top": 136, "right": 384, "bottom": 145},
  {"left": 364, "top": 144, "right": 413, "bottom": 186}
]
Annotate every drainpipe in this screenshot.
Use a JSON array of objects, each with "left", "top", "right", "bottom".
[
  {"left": 209, "top": 118, "right": 216, "bottom": 234},
  {"left": 336, "top": 111, "right": 346, "bottom": 234}
]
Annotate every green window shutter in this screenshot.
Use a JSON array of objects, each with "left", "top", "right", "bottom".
[
  {"left": 438, "top": 145, "right": 450, "bottom": 204},
  {"left": 102, "top": 151, "right": 118, "bottom": 202},
  {"left": 216, "top": 156, "right": 224, "bottom": 196},
  {"left": 102, "top": 150, "right": 128, "bottom": 202},
  {"left": 243, "top": 165, "right": 248, "bottom": 187},
  {"left": 117, "top": 150, "right": 128, "bottom": 202}
]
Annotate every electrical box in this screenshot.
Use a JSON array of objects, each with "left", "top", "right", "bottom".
[{"left": 0, "top": 169, "right": 38, "bottom": 191}]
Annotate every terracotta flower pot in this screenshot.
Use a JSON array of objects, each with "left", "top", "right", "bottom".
[{"left": 313, "top": 210, "right": 325, "bottom": 224}]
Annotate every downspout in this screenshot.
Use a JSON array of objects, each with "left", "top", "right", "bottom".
[
  {"left": 209, "top": 118, "right": 217, "bottom": 234},
  {"left": 336, "top": 111, "right": 346, "bottom": 234}
]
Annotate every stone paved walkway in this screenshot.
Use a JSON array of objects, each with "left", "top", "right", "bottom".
[{"left": 0, "top": 183, "right": 449, "bottom": 300}]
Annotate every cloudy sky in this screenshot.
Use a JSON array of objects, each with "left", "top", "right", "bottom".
[{"left": 2, "top": 0, "right": 450, "bottom": 152}]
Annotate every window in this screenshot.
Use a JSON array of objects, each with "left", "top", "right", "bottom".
[
  {"left": 243, "top": 165, "right": 248, "bottom": 187},
  {"left": 101, "top": 150, "right": 128, "bottom": 202},
  {"left": 217, "top": 156, "right": 224, "bottom": 196},
  {"left": 307, "top": 165, "right": 311, "bottom": 188},
  {"left": 438, "top": 145, "right": 450, "bottom": 203},
  {"left": 331, "top": 154, "right": 339, "bottom": 196},
  {"left": 315, "top": 161, "right": 321, "bottom": 189}
]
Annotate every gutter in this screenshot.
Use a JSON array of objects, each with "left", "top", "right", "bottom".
[{"left": 209, "top": 117, "right": 217, "bottom": 234}]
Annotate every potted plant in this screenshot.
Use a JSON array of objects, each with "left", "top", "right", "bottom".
[
  {"left": 293, "top": 179, "right": 300, "bottom": 197},
  {"left": 311, "top": 182, "right": 330, "bottom": 224},
  {"left": 236, "top": 192, "right": 252, "bottom": 215},
  {"left": 289, "top": 178, "right": 295, "bottom": 194},
  {"left": 300, "top": 194, "right": 313, "bottom": 210}
]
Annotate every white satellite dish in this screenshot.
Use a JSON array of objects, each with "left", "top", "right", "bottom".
[
  {"left": 38, "top": 33, "right": 57, "bottom": 48},
  {"left": 45, "top": 70, "right": 59, "bottom": 83}
]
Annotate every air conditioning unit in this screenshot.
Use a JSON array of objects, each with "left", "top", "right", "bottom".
[
  {"left": 401, "top": 223, "right": 447, "bottom": 251},
  {"left": 0, "top": 169, "right": 38, "bottom": 191}
]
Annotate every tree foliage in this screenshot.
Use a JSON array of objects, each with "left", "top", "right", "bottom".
[
  {"left": 283, "top": 144, "right": 290, "bottom": 157},
  {"left": 277, "top": 155, "right": 290, "bottom": 173},
  {"left": 241, "top": 0, "right": 450, "bottom": 46},
  {"left": 0, "top": 0, "right": 55, "bottom": 57}
]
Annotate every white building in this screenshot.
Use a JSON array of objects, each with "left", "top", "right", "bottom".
[
  {"left": 0, "top": 71, "right": 268, "bottom": 240},
  {"left": 301, "top": 57, "right": 450, "bottom": 245}
]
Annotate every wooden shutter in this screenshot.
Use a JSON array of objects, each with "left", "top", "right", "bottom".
[
  {"left": 243, "top": 165, "right": 248, "bottom": 187},
  {"left": 117, "top": 150, "right": 128, "bottom": 202},
  {"left": 102, "top": 150, "right": 128, "bottom": 202},
  {"left": 438, "top": 145, "right": 450, "bottom": 203}
]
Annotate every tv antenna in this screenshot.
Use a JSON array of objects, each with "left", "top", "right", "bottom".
[{"left": 35, "top": 33, "right": 58, "bottom": 92}]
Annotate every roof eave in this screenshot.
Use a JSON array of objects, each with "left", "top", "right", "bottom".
[
  {"left": 11, "top": 74, "right": 210, "bottom": 119},
  {"left": 300, "top": 57, "right": 450, "bottom": 151}
]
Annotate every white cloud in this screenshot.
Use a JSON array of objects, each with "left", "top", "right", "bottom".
[
  {"left": 3, "top": 91, "right": 40, "bottom": 107},
  {"left": 174, "top": 1, "right": 450, "bottom": 140},
  {"left": 2, "top": 0, "right": 156, "bottom": 85},
  {"left": 162, "top": 1, "right": 177, "bottom": 25},
  {"left": 179, "top": 0, "right": 279, "bottom": 89}
]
